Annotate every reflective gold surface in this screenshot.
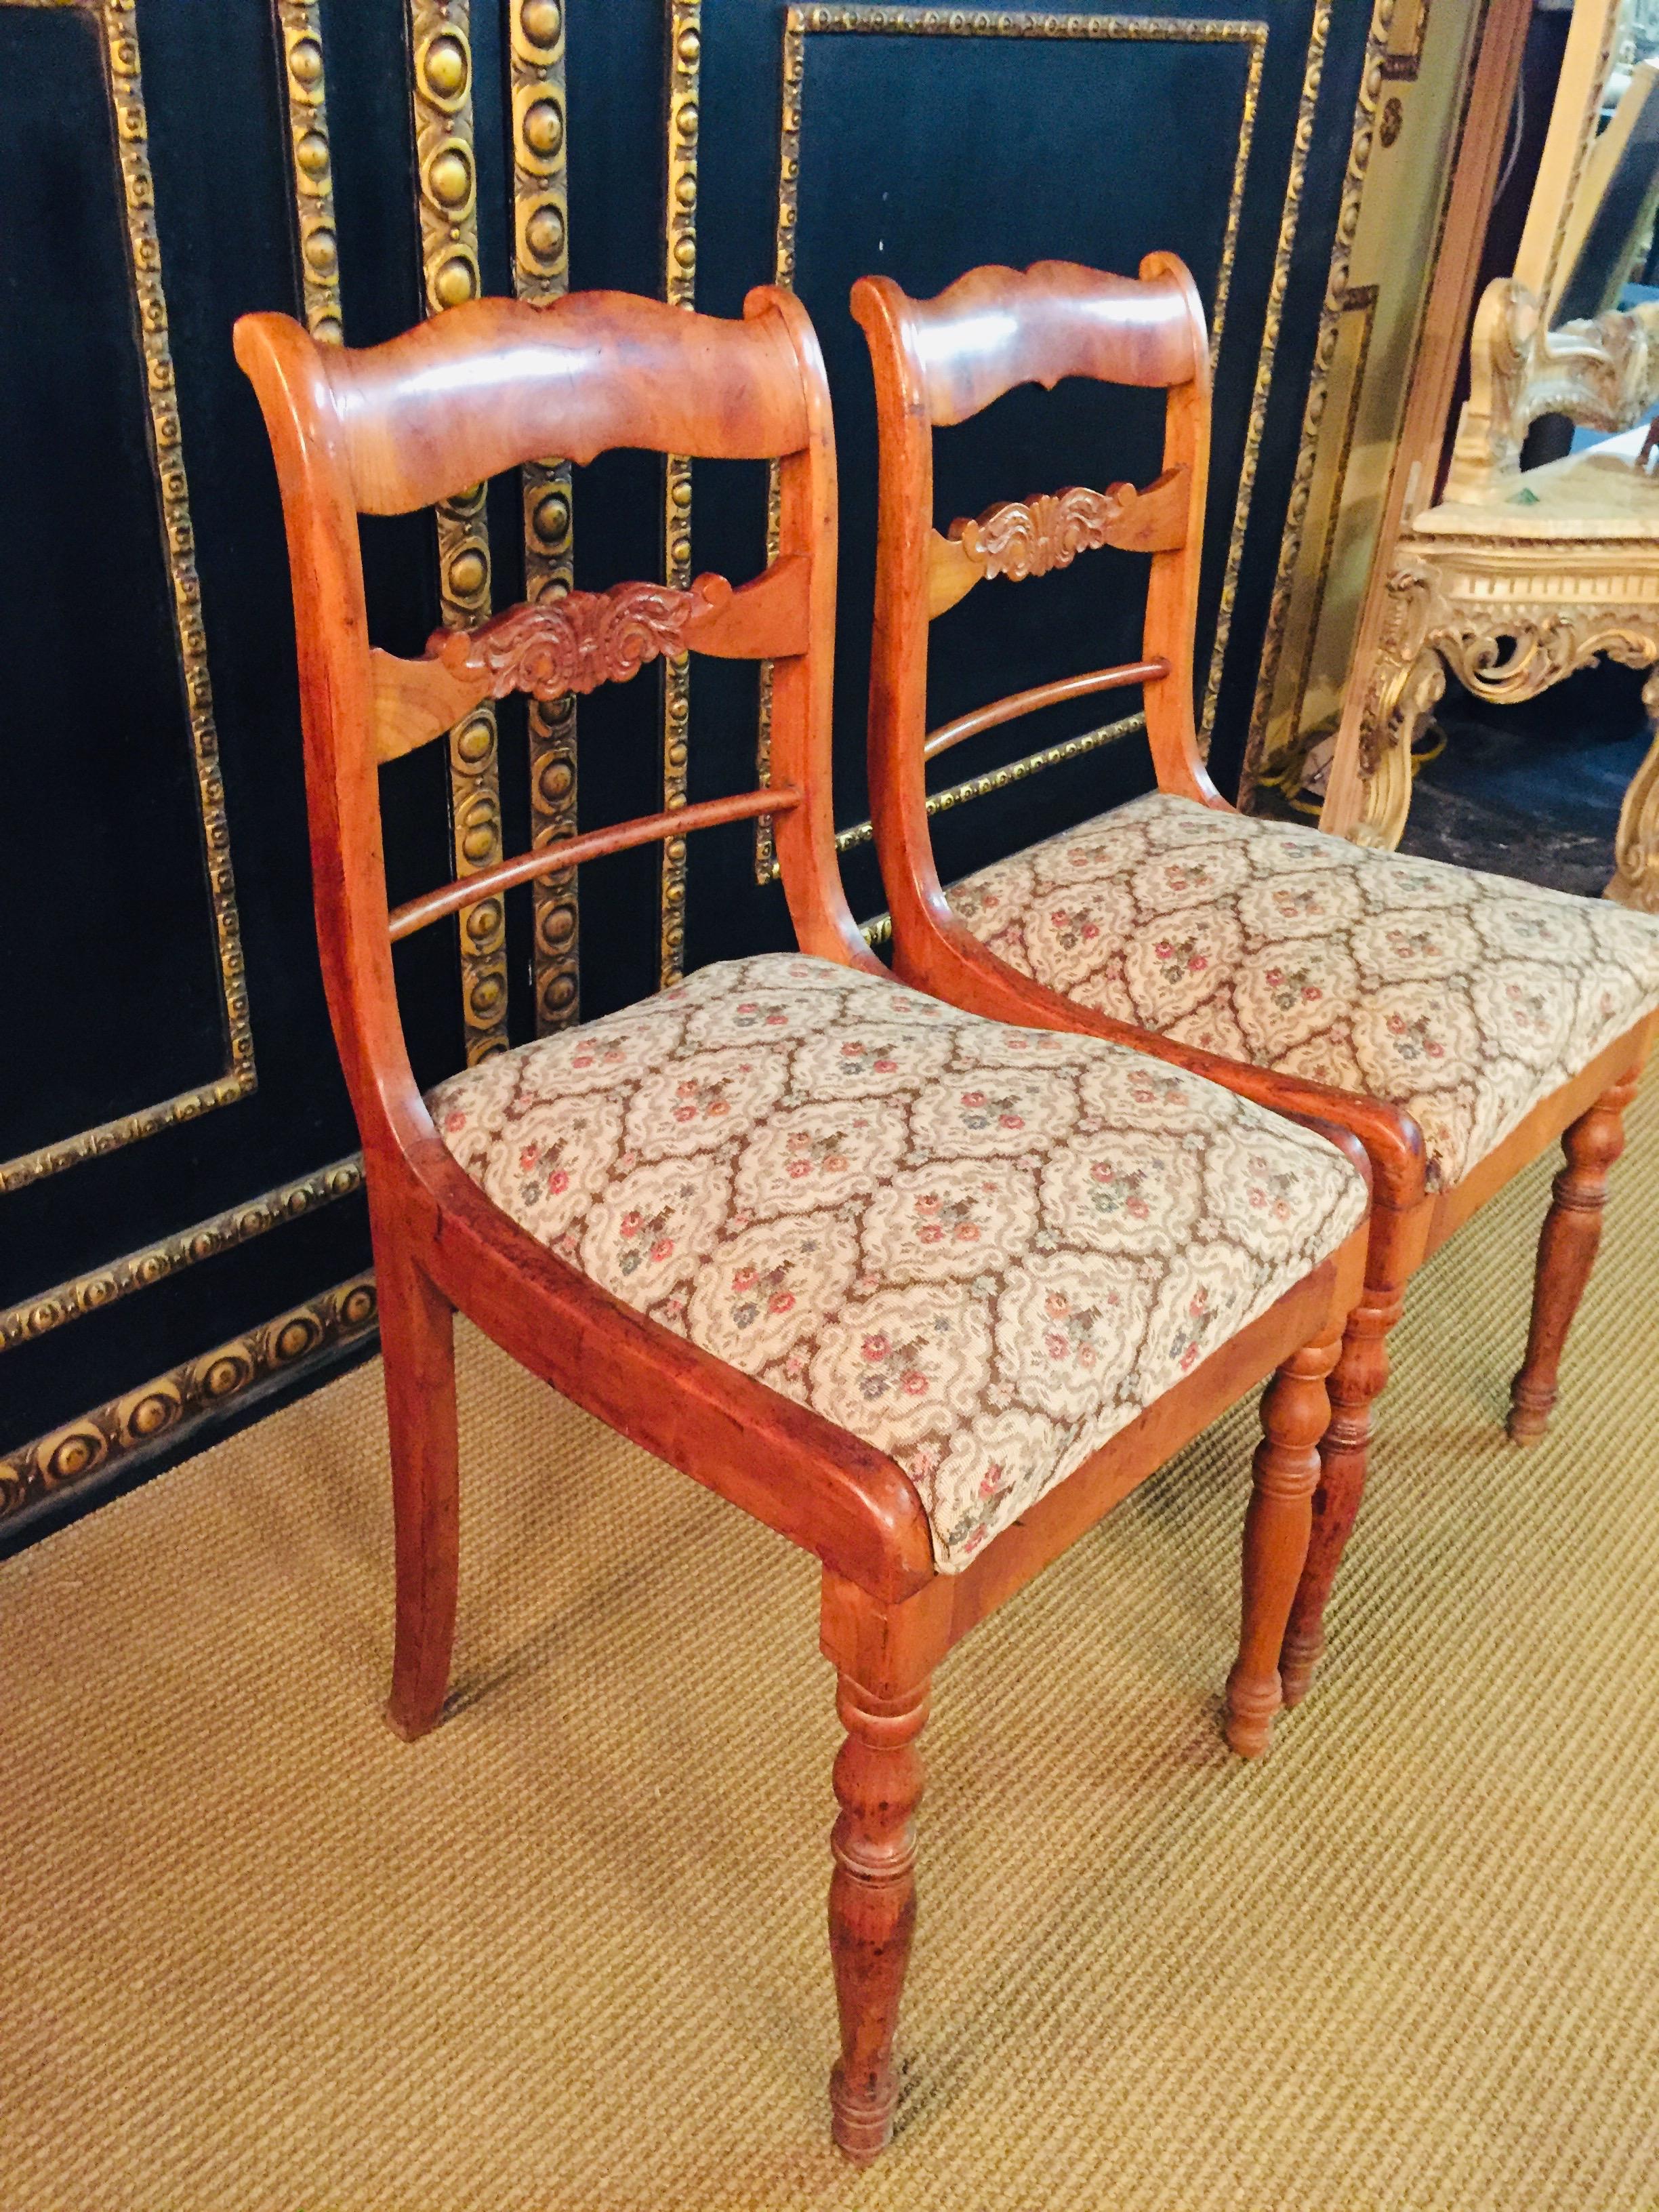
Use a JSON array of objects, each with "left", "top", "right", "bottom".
[{"left": 409, "top": 1, "right": 510, "bottom": 1062}]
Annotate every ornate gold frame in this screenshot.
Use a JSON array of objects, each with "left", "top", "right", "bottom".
[
  {"left": 746, "top": 3, "right": 1292, "bottom": 884},
  {"left": 1, "top": 1274, "right": 378, "bottom": 1525},
  {"left": 407, "top": 1, "right": 510, "bottom": 1064},
  {"left": 274, "top": 1, "right": 341, "bottom": 342},
  {"left": 1, "top": 1156, "right": 363, "bottom": 1351},
  {"left": 510, "top": 0, "right": 580, "bottom": 1032},
  {"left": 1247, "top": 281, "right": 1382, "bottom": 790},
  {"left": 1239, "top": 0, "right": 1400, "bottom": 790},
  {"left": 0, "top": 0, "right": 256, "bottom": 1197},
  {"left": 660, "top": 0, "right": 701, "bottom": 986}
]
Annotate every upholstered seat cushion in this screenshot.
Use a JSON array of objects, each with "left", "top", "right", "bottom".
[
  {"left": 428, "top": 955, "right": 1366, "bottom": 1572},
  {"left": 949, "top": 792, "right": 1659, "bottom": 1193}
]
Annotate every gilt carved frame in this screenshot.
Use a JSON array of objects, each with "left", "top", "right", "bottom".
[{"left": 0, "top": 0, "right": 256, "bottom": 1197}]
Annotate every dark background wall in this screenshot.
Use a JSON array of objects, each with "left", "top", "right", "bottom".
[{"left": 0, "top": 0, "right": 1387, "bottom": 1549}]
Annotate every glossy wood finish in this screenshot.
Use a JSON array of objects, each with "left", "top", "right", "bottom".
[
  {"left": 239, "top": 283, "right": 1370, "bottom": 2163},
  {"left": 924, "top": 663, "right": 1168, "bottom": 763},
  {"left": 373, "top": 556, "right": 811, "bottom": 760},
  {"left": 1508, "top": 1069, "right": 1639, "bottom": 1443},
  {"left": 387, "top": 789, "right": 797, "bottom": 944},
  {"left": 858, "top": 255, "right": 1657, "bottom": 1714},
  {"left": 1225, "top": 1324, "right": 1343, "bottom": 1757}
]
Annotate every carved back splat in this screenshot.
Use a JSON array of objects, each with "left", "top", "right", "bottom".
[
  {"left": 926, "top": 470, "right": 1189, "bottom": 617},
  {"left": 373, "top": 557, "right": 811, "bottom": 762}
]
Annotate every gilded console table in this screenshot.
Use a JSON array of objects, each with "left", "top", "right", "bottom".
[{"left": 1324, "top": 280, "right": 1659, "bottom": 914}]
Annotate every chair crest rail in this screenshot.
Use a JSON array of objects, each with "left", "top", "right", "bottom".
[
  {"left": 373, "top": 555, "right": 810, "bottom": 762},
  {"left": 927, "top": 467, "right": 1187, "bottom": 618}
]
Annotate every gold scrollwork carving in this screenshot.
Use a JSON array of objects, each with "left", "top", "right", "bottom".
[
  {"left": 1353, "top": 550, "right": 1659, "bottom": 867},
  {"left": 274, "top": 1, "right": 340, "bottom": 342},
  {"left": 0, "top": 1275, "right": 380, "bottom": 1528},
  {"left": 409, "top": 1, "right": 509, "bottom": 1062},
  {"left": 661, "top": 0, "right": 701, "bottom": 985},
  {"left": 0, "top": 1155, "right": 363, "bottom": 1352},
  {"left": 0, "top": 0, "right": 257, "bottom": 1197},
  {"left": 754, "top": 3, "right": 1275, "bottom": 883},
  {"left": 1612, "top": 671, "right": 1659, "bottom": 912},
  {"left": 1444, "top": 281, "right": 1659, "bottom": 501},
  {"left": 834, "top": 710, "right": 1146, "bottom": 857},
  {"left": 510, "top": 0, "right": 579, "bottom": 1033}
]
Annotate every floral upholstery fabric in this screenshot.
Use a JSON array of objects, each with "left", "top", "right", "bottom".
[
  {"left": 428, "top": 955, "right": 1367, "bottom": 1572},
  {"left": 949, "top": 792, "right": 1659, "bottom": 1193}
]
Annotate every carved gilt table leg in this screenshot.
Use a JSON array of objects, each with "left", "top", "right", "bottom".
[
  {"left": 1323, "top": 561, "right": 1443, "bottom": 852},
  {"left": 1606, "top": 666, "right": 1659, "bottom": 912}
]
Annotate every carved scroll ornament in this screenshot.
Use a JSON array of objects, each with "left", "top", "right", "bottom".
[
  {"left": 926, "top": 466, "right": 1187, "bottom": 617},
  {"left": 372, "top": 556, "right": 808, "bottom": 762},
  {"left": 1353, "top": 554, "right": 1659, "bottom": 855},
  {"left": 436, "top": 578, "right": 701, "bottom": 700},
  {"left": 1444, "top": 279, "right": 1659, "bottom": 500}
]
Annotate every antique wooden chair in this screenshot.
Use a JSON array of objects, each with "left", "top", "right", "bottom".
[
  {"left": 236, "top": 285, "right": 1370, "bottom": 2162},
  {"left": 856, "top": 256, "right": 1659, "bottom": 1714}
]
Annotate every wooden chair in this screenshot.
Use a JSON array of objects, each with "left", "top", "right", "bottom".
[
  {"left": 235, "top": 286, "right": 1371, "bottom": 2162},
  {"left": 856, "top": 255, "right": 1659, "bottom": 1717}
]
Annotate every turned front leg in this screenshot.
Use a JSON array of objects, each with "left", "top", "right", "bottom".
[
  {"left": 1225, "top": 1327, "right": 1342, "bottom": 1759},
  {"left": 828, "top": 1671, "right": 930, "bottom": 2163},
  {"left": 1281, "top": 1219, "right": 1410, "bottom": 1707},
  {"left": 1508, "top": 1071, "right": 1639, "bottom": 1443}
]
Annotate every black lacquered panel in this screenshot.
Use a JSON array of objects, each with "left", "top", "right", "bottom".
[{"left": 0, "top": 6, "right": 227, "bottom": 1158}]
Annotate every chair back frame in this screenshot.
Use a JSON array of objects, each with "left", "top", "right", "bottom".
[
  {"left": 854, "top": 255, "right": 1223, "bottom": 961},
  {"left": 234, "top": 286, "right": 879, "bottom": 1176}
]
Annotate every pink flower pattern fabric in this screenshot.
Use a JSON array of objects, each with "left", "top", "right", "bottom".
[
  {"left": 949, "top": 792, "right": 1659, "bottom": 1193},
  {"left": 428, "top": 955, "right": 1367, "bottom": 1571}
]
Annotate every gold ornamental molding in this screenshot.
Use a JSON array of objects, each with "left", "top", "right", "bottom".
[
  {"left": 1196, "top": 0, "right": 1361, "bottom": 750},
  {"left": 833, "top": 710, "right": 1145, "bottom": 859},
  {"left": 1347, "top": 541, "right": 1659, "bottom": 883},
  {"left": 0, "top": 1275, "right": 379, "bottom": 1527},
  {"left": 661, "top": 0, "right": 701, "bottom": 986},
  {"left": 274, "top": 1, "right": 341, "bottom": 342},
  {"left": 0, "top": 0, "right": 255, "bottom": 1197},
  {"left": 0, "top": 1156, "right": 363, "bottom": 1352},
  {"left": 408, "top": 0, "right": 510, "bottom": 1063},
  {"left": 752, "top": 3, "right": 1282, "bottom": 884},
  {"left": 510, "top": 0, "right": 580, "bottom": 1032},
  {"left": 1240, "top": 0, "right": 1398, "bottom": 790}
]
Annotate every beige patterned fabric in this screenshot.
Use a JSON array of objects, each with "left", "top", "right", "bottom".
[
  {"left": 428, "top": 955, "right": 1366, "bottom": 1572},
  {"left": 950, "top": 792, "right": 1659, "bottom": 1193}
]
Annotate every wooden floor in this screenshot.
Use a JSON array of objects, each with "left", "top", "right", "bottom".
[{"left": 4, "top": 1086, "right": 1659, "bottom": 2210}]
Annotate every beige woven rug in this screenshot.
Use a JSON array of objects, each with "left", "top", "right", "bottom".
[{"left": 5, "top": 1089, "right": 1659, "bottom": 2211}]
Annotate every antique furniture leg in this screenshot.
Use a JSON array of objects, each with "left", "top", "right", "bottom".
[
  {"left": 378, "top": 1226, "right": 462, "bottom": 1741},
  {"left": 820, "top": 1574, "right": 951, "bottom": 2164},
  {"left": 1223, "top": 1326, "right": 1343, "bottom": 1758},
  {"left": 1279, "top": 1208, "right": 1413, "bottom": 1706},
  {"left": 1507, "top": 1071, "right": 1639, "bottom": 1442},
  {"left": 1322, "top": 563, "right": 1443, "bottom": 851},
  {"left": 1606, "top": 669, "right": 1659, "bottom": 912}
]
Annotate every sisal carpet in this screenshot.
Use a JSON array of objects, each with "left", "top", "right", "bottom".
[{"left": 5, "top": 1092, "right": 1659, "bottom": 2211}]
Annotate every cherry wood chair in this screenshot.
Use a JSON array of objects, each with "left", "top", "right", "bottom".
[
  {"left": 856, "top": 255, "right": 1659, "bottom": 1715},
  {"left": 235, "top": 285, "right": 1372, "bottom": 2162}
]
